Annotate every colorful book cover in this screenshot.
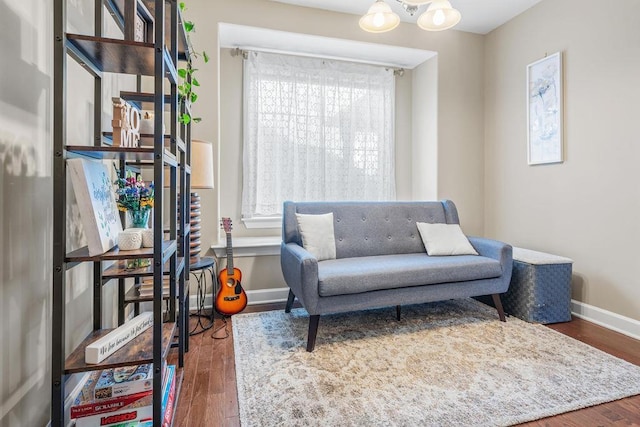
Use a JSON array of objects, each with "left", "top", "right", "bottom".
[
  {"left": 108, "top": 365, "right": 176, "bottom": 427},
  {"left": 161, "top": 365, "right": 176, "bottom": 425},
  {"left": 74, "top": 398, "right": 153, "bottom": 427},
  {"left": 73, "top": 365, "right": 175, "bottom": 426},
  {"left": 71, "top": 390, "right": 152, "bottom": 419},
  {"left": 93, "top": 364, "right": 153, "bottom": 400},
  {"left": 67, "top": 158, "right": 123, "bottom": 256},
  {"left": 162, "top": 366, "right": 177, "bottom": 427}
]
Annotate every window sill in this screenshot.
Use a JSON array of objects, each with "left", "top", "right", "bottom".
[
  {"left": 242, "top": 216, "right": 282, "bottom": 229},
  {"left": 211, "top": 236, "right": 281, "bottom": 258}
]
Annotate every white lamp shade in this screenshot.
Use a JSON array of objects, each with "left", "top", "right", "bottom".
[
  {"left": 417, "top": 0, "right": 461, "bottom": 31},
  {"left": 359, "top": 0, "right": 400, "bottom": 33},
  {"left": 191, "top": 139, "right": 215, "bottom": 189}
]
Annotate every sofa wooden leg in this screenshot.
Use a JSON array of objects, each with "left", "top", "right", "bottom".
[
  {"left": 285, "top": 289, "right": 295, "bottom": 313},
  {"left": 306, "top": 315, "right": 320, "bottom": 352},
  {"left": 492, "top": 294, "right": 506, "bottom": 322},
  {"left": 396, "top": 305, "right": 401, "bottom": 321}
]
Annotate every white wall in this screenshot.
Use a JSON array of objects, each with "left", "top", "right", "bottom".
[
  {"left": 186, "top": 0, "right": 486, "bottom": 292},
  {"left": 0, "top": 1, "right": 134, "bottom": 424},
  {"left": 484, "top": 0, "right": 640, "bottom": 321}
]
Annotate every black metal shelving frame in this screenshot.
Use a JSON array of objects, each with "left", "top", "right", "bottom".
[{"left": 51, "top": 1, "right": 191, "bottom": 425}]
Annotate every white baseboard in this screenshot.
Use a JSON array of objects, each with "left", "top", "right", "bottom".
[
  {"left": 189, "top": 294, "right": 214, "bottom": 311},
  {"left": 189, "top": 287, "right": 289, "bottom": 311},
  {"left": 246, "top": 287, "right": 290, "bottom": 305},
  {"left": 571, "top": 299, "right": 640, "bottom": 341}
]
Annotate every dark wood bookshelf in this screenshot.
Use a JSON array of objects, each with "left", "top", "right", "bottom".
[
  {"left": 66, "top": 145, "right": 177, "bottom": 165},
  {"left": 66, "top": 240, "right": 177, "bottom": 263},
  {"left": 102, "top": 131, "right": 173, "bottom": 145},
  {"left": 52, "top": 0, "right": 190, "bottom": 424},
  {"left": 98, "top": 134, "right": 186, "bottom": 157},
  {"left": 64, "top": 322, "right": 176, "bottom": 374},
  {"left": 120, "top": 91, "right": 173, "bottom": 110},
  {"left": 105, "top": 0, "right": 190, "bottom": 61},
  {"left": 139, "top": 0, "right": 191, "bottom": 61},
  {"left": 125, "top": 284, "right": 170, "bottom": 303},
  {"left": 66, "top": 34, "right": 176, "bottom": 82},
  {"left": 104, "top": 257, "right": 185, "bottom": 280}
]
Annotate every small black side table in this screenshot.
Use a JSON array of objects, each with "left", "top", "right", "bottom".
[{"left": 189, "top": 256, "right": 216, "bottom": 336}]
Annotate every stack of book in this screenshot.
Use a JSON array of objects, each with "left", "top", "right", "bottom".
[
  {"left": 138, "top": 277, "right": 171, "bottom": 298},
  {"left": 71, "top": 363, "right": 176, "bottom": 427}
]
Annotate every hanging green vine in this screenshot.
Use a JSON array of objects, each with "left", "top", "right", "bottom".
[{"left": 178, "top": 2, "right": 209, "bottom": 125}]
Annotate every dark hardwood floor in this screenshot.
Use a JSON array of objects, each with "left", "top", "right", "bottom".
[{"left": 172, "top": 304, "right": 640, "bottom": 427}]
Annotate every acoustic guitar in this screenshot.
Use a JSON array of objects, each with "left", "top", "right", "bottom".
[{"left": 215, "top": 218, "right": 248, "bottom": 316}]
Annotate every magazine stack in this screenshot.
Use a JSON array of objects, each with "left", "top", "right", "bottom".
[{"left": 71, "top": 364, "right": 176, "bottom": 427}]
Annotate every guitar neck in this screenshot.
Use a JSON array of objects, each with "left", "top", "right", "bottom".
[{"left": 225, "top": 232, "right": 234, "bottom": 274}]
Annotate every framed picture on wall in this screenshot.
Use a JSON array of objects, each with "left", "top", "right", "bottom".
[{"left": 527, "top": 52, "right": 563, "bottom": 165}]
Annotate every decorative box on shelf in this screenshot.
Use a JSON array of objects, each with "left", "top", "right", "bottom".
[{"left": 85, "top": 312, "right": 153, "bottom": 364}]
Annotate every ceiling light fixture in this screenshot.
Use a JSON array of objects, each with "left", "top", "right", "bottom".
[
  {"left": 359, "top": 0, "right": 401, "bottom": 33},
  {"left": 360, "top": 0, "right": 461, "bottom": 33}
]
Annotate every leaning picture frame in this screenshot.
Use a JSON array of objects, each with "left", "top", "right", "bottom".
[{"left": 527, "top": 51, "right": 563, "bottom": 165}]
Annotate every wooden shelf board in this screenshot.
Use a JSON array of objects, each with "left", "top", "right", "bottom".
[
  {"left": 104, "top": 257, "right": 185, "bottom": 280},
  {"left": 66, "top": 34, "right": 177, "bottom": 81},
  {"left": 102, "top": 132, "right": 174, "bottom": 145},
  {"left": 64, "top": 322, "right": 177, "bottom": 374},
  {"left": 65, "top": 145, "right": 177, "bottom": 164},
  {"left": 124, "top": 284, "right": 172, "bottom": 303},
  {"left": 66, "top": 239, "right": 177, "bottom": 262},
  {"left": 120, "top": 91, "right": 176, "bottom": 111}
]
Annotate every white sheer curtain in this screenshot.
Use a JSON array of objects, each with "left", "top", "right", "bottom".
[{"left": 241, "top": 51, "right": 396, "bottom": 219}]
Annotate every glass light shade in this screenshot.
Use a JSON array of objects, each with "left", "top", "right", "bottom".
[
  {"left": 417, "top": 0, "right": 461, "bottom": 31},
  {"left": 359, "top": 0, "right": 400, "bottom": 33},
  {"left": 402, "top": 0, "right": 431, "bottom": 5}
]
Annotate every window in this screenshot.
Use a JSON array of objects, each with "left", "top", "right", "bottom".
[{"left": 241, "top": 51, "right": 396, "bottom": 219}]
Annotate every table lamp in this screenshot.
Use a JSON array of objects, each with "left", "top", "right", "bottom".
[{"left": 188, "top": 139, "right": 214, "bottom": 264}]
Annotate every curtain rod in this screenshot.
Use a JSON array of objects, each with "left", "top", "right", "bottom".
[{"left": 229, "top": 47, "right": 405, "bottom": 75}]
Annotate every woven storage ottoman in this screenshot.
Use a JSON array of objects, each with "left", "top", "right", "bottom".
[{"left": 503, "top": 247, "right": 573, "bottom": 324}]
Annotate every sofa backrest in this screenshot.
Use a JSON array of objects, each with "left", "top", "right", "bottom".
[{"left": 282, "top": 200, "right": 460, "bottom": 259}]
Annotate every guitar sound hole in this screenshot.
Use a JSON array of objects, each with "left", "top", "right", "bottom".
[{"left": 226, "top": 279, "right": 235, "bottom": 287}]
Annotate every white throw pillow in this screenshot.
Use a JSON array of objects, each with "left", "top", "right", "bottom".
[
  {"left": 416, "top": 222, "right": 478, "bottom": 256},
  {"left": 295, "top": 213, "right": 337, "bottom": 261}
]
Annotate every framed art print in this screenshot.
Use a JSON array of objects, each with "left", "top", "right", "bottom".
[{"left": 527, "top": 52, "right": 563, "bottom": 165}]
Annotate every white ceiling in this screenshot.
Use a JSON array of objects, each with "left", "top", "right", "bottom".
[{"left": 269, "top": 0, "right": 543, "bottom": 34}]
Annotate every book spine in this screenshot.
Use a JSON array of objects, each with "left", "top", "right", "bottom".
[
  {"left": 94, "top": 377, "right": 154, "bottom": 400},
  {"left": 74, "top": 405, "right": 153, "bottom": 427},
  {"left": 71, "top": 391, "right": 152, "bottom": 418},
  {"left": 161, "top": 365, "right": 175, "bottom": 413},
  {"left": 162, "top": 368, "right": 177, "bottom": 427},
  {"left": 85, "top": 312, "right": 153, "bottom": 364}
]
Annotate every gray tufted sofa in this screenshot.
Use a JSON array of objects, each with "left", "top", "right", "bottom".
[{"left": 281, "top": 200, "right": 513, "bottom": 351}]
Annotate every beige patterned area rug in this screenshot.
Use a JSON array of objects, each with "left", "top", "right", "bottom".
[{"left": 233, "top": 299, "right": 640, "bottom": 426}]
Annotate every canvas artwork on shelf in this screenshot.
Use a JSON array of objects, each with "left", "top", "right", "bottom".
[
  {"left": 527, "top": 51, "right": 563, "bottom": 165},
  {"left": 68, "top": 158, "right": 123, "bottom": 256}
]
